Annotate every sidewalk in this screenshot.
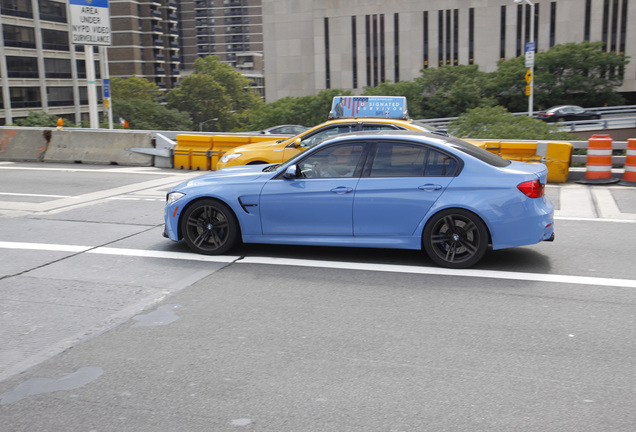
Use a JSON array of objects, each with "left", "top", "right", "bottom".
[{"left": 547, "top": 170, "right": 636, "bottom": 221}]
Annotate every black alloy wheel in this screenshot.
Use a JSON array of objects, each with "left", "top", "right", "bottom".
[
  {"left": 181, "top": 199, "right": 239, "bottom": 255},
  {"left": 423, "top": 209, "right": 489, "bottom": 268}
]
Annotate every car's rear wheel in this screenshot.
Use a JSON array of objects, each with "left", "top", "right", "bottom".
[
  {"left": 423, "top": 209, "right": 489, "bottom": 268},
  {"left": 181, "top": 199, "right": 239, "bottom": 255}
]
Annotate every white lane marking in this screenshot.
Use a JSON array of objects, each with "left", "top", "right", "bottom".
[
  {"left": 2, "top": 241, "right": 635, "bottom": 289},
  {"left": 555, "top": 216, "right": 636, "bottom": 223},
  {"left": 240, "top": 256, "right": 636, "bottom": 289},
  {"left": 91, "top": 247, "right": 239, "bottom": 263},
  {"left": 0, "top": 165, "right": 193, "bottom": 176},
  {"left": 0, "top": 242, "right": 91, "bottom": 253},
  {"left": 0, "top": 192, "right": 74, "bottom": 199}
]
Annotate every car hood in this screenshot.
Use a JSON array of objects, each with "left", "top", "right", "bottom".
[
  {"left": 175, "top": 164, "right": 274, "bottom": 190},
  {"left": 228, "top": 138, "right": 292, "bottom": 154}
]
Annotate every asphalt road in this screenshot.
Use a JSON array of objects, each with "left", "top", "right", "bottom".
[{"left": 0, "top": 162, "right": 635, "bottom": 431}]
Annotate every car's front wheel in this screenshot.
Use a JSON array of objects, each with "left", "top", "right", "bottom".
[
  {"left": 423, "top": 209, "right": 489, "bottom": 268},
  {"left": 181, "top": 199, "right": 239, "bottom": 255}
]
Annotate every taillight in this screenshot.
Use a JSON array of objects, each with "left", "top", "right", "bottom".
[{"left": 517, "top": 180, "right": 544, "bottom": 198}]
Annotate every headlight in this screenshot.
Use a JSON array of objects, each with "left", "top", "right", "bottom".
[
  {"left": 219, "top": 152, "right": 243, "bottom": 164},
  {"left": 166, "top": 192, "right": 185, "bottom": 205}
]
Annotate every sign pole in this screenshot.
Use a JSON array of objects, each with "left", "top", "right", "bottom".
[
  {"left": 100, "top": 46, "right": 113, "bottom": 129},
  {"left": 68, "top": 0, "right": 111, "bottom": 128},
  {"left": 85, "top": 47, "right": 99, "bottom": 128}
]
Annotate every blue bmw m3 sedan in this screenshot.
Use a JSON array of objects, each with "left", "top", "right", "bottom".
[{"left": 164, "top": 130, "right": 554, "bottom": 268}]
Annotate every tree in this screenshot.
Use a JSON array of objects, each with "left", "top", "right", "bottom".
[
  {"left": 490, "top": 41, "right": 628, "bottom": 111},
  {"left": 114, "top": 99, "right": 193, "bottom": 131},
  {"left": 166, "top": 56, "right": 262, "bottom": 131},
  {"left": 362, "top": 81, "right": 425, "bottom": 118},
  {"left": 109, "top": 76, "right": 192, "bottom": 130},
  {"left": 242, "top": 89, "right": 350, "bottom": 131},
  {"left": 13, "top": 112, "right": 76, "bottom": 127},
  {"left": 414, "top": 65, "right": 496, "bottom": 118},
  {"left": 111, "top": 76, "right": 162, "bottom": 102},
  {"left": 448, "top": 106, "right": 576, "bottom": 140}
]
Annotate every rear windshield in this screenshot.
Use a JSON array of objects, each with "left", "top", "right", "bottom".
[{"left": 446, "top": 137, "right": 511, "bottom": 167}]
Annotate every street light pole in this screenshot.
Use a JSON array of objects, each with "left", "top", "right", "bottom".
[
  {"left": 199, "top": 118, "right": 218, "bottom": 132},
  {"left": 515, "top": 0, "right": 535, "bottom": 117}
]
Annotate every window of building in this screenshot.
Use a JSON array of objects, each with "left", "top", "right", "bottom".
[
  {"left": 38, "top": 0, "right": 67, "bottom": 23},
  {"left": 45, "top": 58, "right": 72, "bottom": 78},
  {"left": 423, "top": 11, "right": 429, "bottom": 68},
  {"left": 619, "top": 0, "right": 627, "bottom": 55},
  {"left": 3, "top": 25, "right": 36, "bottom": 49},
  {"left": 79, "top": 87, "right": 89, "bottom": 104},
  {"left": 10, "top": 87, "right": 41, "bottom": 108},
  {"left": 453, "top": 9, "right": 459, "bottom": 65},
  {"left": 47, "top": 87, "right": 74, "bottom": 106},
  {"left": 6, "top": 56, "right": 39, "bottom": 78},
  {"left": 394, "top": 13, "right": 399, "bottom": 82},
  {"left": 550, "top": 2, "right": 556, "bottom": 47},
  {"left": 351, "top": 16, "right": 358, "bottom": 88},
  {"left": 0, "top": 0, "right": 33, "bottom": 18},
  {"left": 42, "top": 29, "right": 70, "bottom": 51},
  {"left": 324, "top": 17, "right": 330, "bottom": 89},
  {"left": 469, "top": 8, "right": 475, "bottom": 64},
  {"left": 372, "top": 14, "right": 379, "bottom": 86},
  {"left": 445, "top": 10, "right": 451, "bottom": 65},
  {"left": 438, "top": 11, "right": 444, "bottom": 66},
  {"left": 610, "top": 0, "right": 619, "bottom": 52},
  {"left": 366, "top": 15, "right": 372, "bottom": 85},
  {"left": 516, "top": 4, "right": 523, "bottom": 56},
  {"left": 500, "top": 6, "right": 506, "bottom": 60},
  {"left": 584, "top": 0, "right": 592, "bottom": 41}
]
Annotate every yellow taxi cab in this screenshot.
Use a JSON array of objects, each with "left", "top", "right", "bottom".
[{"left": 216, "top": 96, "right": 445, "bottom": 170}]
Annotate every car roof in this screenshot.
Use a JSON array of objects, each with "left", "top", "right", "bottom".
[
  {"left": 300, "top": 129, "right": 511, "bottom": 167},
  {"left": 315, "top": 129, "right": 453, "bottom": 148}
]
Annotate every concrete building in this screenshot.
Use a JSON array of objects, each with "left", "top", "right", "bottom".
[
  {"left": 0, "top": 0, "right": 102, "bottom": 125},
  {"left": 262, "top": 0, "right": 636, "bottom": 103},
  {"left": 109, "top": 0, "right": 181, "bottom": 91},
  {"left": 0, "top": 0, "right": 183, "bottom": 125},
  {"left": 178, "top": 0, "right": 264, "bottom": 95}
]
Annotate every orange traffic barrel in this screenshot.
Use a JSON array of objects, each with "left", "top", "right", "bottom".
[
  {"left": 619, "top": 138, "right": 636, "bottom": 186},
  {"left": 577, "top": 134, "right": 619, "bottom": 184}
]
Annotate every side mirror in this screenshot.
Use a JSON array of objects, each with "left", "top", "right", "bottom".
[
  {"left": 293, "top": 138, "right": 301, "bottom": 148},
  {"left": 283, "top": 165, "right": 299, "bottom": 179}
]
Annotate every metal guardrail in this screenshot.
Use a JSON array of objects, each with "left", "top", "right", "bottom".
[
  {"left": 416, "top": 105, "right": 636, "bottom": 132},
  {"left": 570, "top": 140, "right": 629, "bottom": 166}
]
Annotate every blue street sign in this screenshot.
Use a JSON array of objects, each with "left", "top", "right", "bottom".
[
  {"left": 526, "top": 41, "right": 536, "bottom": 53},
  {"left": 103, "top": 79, "right": 110, "bottom": 98},
  {"left": 70, "top": 0, "right": 109, "bottom": 6}
]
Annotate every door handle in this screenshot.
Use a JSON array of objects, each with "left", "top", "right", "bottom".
[
  {"left": 418, "top": 184, "right": 442, "bottom": 191},
  {"left": 331, "top": 186, "right": 353, "bottom": 194}
]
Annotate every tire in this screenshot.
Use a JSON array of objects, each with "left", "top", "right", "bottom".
[
  {"left": 180, "top": 199, "right": 239, "bottom": 255},
  {"left": 422, "top": 209, "right": 489, "bottom": 269},
  {"left": 247, "top": 161, "right": 267, "bottom": 165}
]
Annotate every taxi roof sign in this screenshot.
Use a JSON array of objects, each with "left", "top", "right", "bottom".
[{"left": 329, "top": 96, "right": 409, "bottom": 120}]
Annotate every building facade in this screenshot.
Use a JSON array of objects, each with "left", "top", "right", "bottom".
[
  {"left": 262, "top": 0, "right": 635, "bottom": 103},
  {"left": 0, "top": 0, "right": 184, "bottom": 125},
  {"left": 109, "top": 0, "right": 181, "bottom": 90},
  {"left": 0, "top": 0, "right": 103, "bottom": 125},
  {"left": 178, "top": 0, "right": 264, "bottom": 95}
]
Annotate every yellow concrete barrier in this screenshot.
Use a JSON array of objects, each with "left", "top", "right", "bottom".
[
  {"left": 174, "top": 135, "right": 214, "bottom": 170},
  {"left": 466, "top": 139, "right": 572, "bottom": 183},
  {"left": 174, "top": 134, "right": 288, "bottom": 170}
]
